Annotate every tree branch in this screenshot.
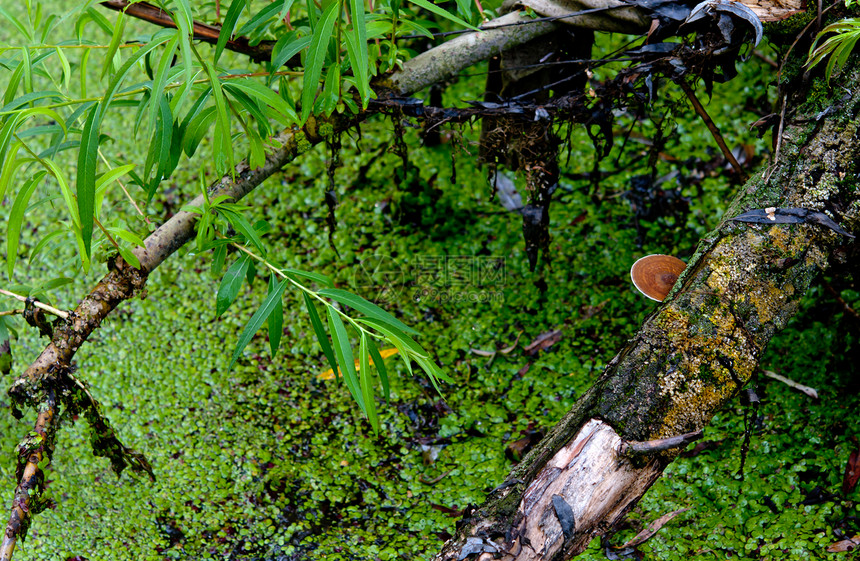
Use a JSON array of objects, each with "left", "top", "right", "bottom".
[{"left": 100, "top": 0, "right": 280, "bottom": 64}]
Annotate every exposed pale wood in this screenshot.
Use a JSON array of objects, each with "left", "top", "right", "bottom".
[{"left": 489, "top": 420, "right": 664, "bottom": 560}]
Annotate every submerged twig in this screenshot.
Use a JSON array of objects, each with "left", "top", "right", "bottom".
[
  {"left": 621, "top": 430, "right": 704, "bottom": 457},
  {"left": 763, "top": 370, "right": 819, "bottom": 399}
]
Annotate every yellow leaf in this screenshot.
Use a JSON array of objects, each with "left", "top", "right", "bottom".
[{"left": 317, "top": 347, "right": 399, "bottom": 380}]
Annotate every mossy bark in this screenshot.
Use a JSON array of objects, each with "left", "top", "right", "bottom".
[{"left": 432, "top": 72, "right": 860, "bottom": 560}]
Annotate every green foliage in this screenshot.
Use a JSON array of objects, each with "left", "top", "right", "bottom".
[
  {"left": 807, "top": 18, "right": 860, "bottom": 83},
  {"left": 0, "top": 0, "right": 476, "bottom": 286}
]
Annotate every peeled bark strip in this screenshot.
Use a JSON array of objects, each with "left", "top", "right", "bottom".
[{"left": 433, "top": 74, "right": 860, "bottom": 560}]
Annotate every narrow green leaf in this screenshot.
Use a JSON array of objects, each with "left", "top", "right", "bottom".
[
  {"left": 106, "top": 227, "right": 146, "bottom": 247},
  {"left": 94, "top": 164, "right": 135, "bottom": 219},
  {"left": 319, "top": 288, "right": 418, "bottom": 335},
  {"left": 218, "top": 207, "right": 265, "bottom": 255},
  {"left": 21, "top": 47, "right": 32, "bottom": 95},
  {"left": 303, "top": 292, "right": 338, "bottom": 377},
  {"left": 29, "top": 229, "right": 68, "bottom": 264},
  {"left": 76, "top": 104, "right": 100, "bottom": 257},
  {"left": 94, "top": 163, "right": 135, "bottom": 195},
  {"left": 7, "top": 171, "right": 47, "bottom": 279},
  {"left": 56, "top": 47, "right": 71, "bottom": 92},
  {"left": 269, "top": 32, "right": 310, "bottom": 73},
  {"left": 201, "top": 60, "right": 233, "bottom": 173},
  {"left": 80, "top": 49, "right": 90, "bottom": 97},
  {"left": 182, "top": 106, "right": 217, "bottom": 158},
  {"left": 149, "top": 32, "right": 180, "bottom": 134},
  {"left": 99, "top": 30, "right": 174, "bottom": 119},
  {"left": 366, "top": 337, "right": 390, "bottom": 403},
  {"left": 327, "top": 306, "right": 365, "bottom": 411},
  {"left": 244, "top": 115, "right": 266, "bottom": 169},
  {"left": 0, "top": 6, "right": 32, "bottom": 41},
  {"left": 223, "top": 87, "right": 271, "bottom": 136},
  {"left": 217, "top": 254, "right": 251, "bottom": 317},
  {"left": 282, "top": 267, "right": 333, "bottom": 287},
  {"left": 0, "top": 90, "right": 65, "bottom": 113},
  {"left": 399, "top": 18, "right": 435, "bottom": 39},
  {"left": 215, "top": 0, "right": 247, "bottom": 63},
  {"left": 320, "top": 62, "right": 340, "bottom": 115},
  {"left": 85, "top": 7, "right": 114, "bottom": 36},
  {"left": 406, "top": 0, "right": 479, "bottom": 30},
  {"left": 172, "top": 0, "right": 195, "bottom": 38},
  {"left": 224, "top": 79, "right": 298, "bottom": 125},
  {"left": 116, "top": 243, "right": 142, "bottom": 270},
  {"left": 348, "top": 0, "right": 369, "bottom": 102},
  {"left": 229, "top": 279, "right": 288, "bottom": 368},
  {"left": 101, "top": 11, "right": 126, "bottom": 79},
  {"left": 236, "top": 0, "right": 287, "bottom": 36},
  {"left": 301, "top": 1, "right": 340, "bottom": 123},
  {"left": 268, "top": 273, "right": 284, "bottom": 356},
  {"left": 212, "top": 244, "right": 227, "bottom": 274},
  {"left": 359, "top": 332, "right": 379, "bottom": 433},
  {"left": 0, "top": 150, "right": 28, "bottom": 204},
  {"left": 2, "top": 64, "right": 23, "bottom": 108},
  {"left": 154, "top": 94, "right": 174, "bottom": 184}
]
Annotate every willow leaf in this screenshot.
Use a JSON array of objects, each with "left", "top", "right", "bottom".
[
  {"left": 301, "top": 1, "right": 340, "bottom": 123},
  {"left": 76, "top": 104, "right": 100, "bottom": 257},
  {"left": 7, "top": 171, "right": 47, "bottom": 279},
  {"left": 303, "top": 292, "right": 339, "bottom": 377},
  {"left": 229, "top": 278, "right": 288, "bottom": 368},
  {"left": 268, "top": 273, "right": 284, "bottom": 356}
]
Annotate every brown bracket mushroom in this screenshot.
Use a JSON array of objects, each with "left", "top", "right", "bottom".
[{"left": 630, "top": 254, "right": 686, "bottom": 302}]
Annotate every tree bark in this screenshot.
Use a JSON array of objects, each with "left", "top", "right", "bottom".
[{"left": 431, "top": 72, "right": 860, "bottom": 560}]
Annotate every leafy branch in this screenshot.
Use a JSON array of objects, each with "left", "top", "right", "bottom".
[{"left": 183, "top": 191, "right": 450, "bottom": 433}]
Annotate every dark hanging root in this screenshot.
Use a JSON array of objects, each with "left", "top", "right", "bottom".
[
  {"left": 391, "top": 109, "right": 410, "bottom": 185},
  {"left": 325, "top": 133, "right": 342, "bottom": 254}
]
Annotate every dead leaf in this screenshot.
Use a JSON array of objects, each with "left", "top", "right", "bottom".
[
  {"left": 844, "top": 449, "right": 860, "bottom": 495},
  {"left": 470, "top": 331, "right": 523, "bottom": 358},
  {"left": 827, "top": 536, "right": 860, "bottom": 553},
  {"left": 317, "top": 347, "right": 399, "bottom": 380},
  {"left": 524, "top": 329, "right": 563, "bottom": 355},
  {"left": 506, "top": 430, "right": 544, "bottom": 462},
  {"left": 618, "top": 508, "right": 690, "bottom": 548}
]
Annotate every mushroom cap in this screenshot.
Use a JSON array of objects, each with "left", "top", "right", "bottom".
[{"left": 630, "top": 254, "right": 687, "bottom": 302}]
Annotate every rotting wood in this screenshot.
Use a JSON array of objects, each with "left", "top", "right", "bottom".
[{"left": 432, "top": 70, "right": 860, "bottom": 560}]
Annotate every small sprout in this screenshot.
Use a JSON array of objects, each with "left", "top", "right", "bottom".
[{"left": 630, "top": 254, "right": 687, "bottom": 302}]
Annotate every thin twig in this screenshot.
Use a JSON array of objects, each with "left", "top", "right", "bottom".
[
  {"left": 763, "top": 370, "right": 819, "bottom": 399},
  {"left": 621, "top": 430, "right": 704, "bottom": 457},
  {"left": 0, "top": 310, "right": 24, "bottom": 317},
  {"left": 765, "top": 94, "right": 788, "bottom": 182},
  {"left": 0, "top": 289, "right": 69, "bottom": 320},
  {"left": 94, "top": 217, "right": 122, "bottom": 252},
  {"left": 678, "top": 80, "right": 748, "bottom": 182},
  {"left": 823, "top": 281, "right": 860, "bottom": 321},
  {"left": 96, "top": 148, "right": 149, "bottom": 223}
]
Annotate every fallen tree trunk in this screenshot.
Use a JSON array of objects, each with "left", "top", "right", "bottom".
[
  {"left": 0, "top": 0, "right": 817, "bottom": 558},
  {"left": 432, "top": 70, "right": 860, "bottom": 561}
]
